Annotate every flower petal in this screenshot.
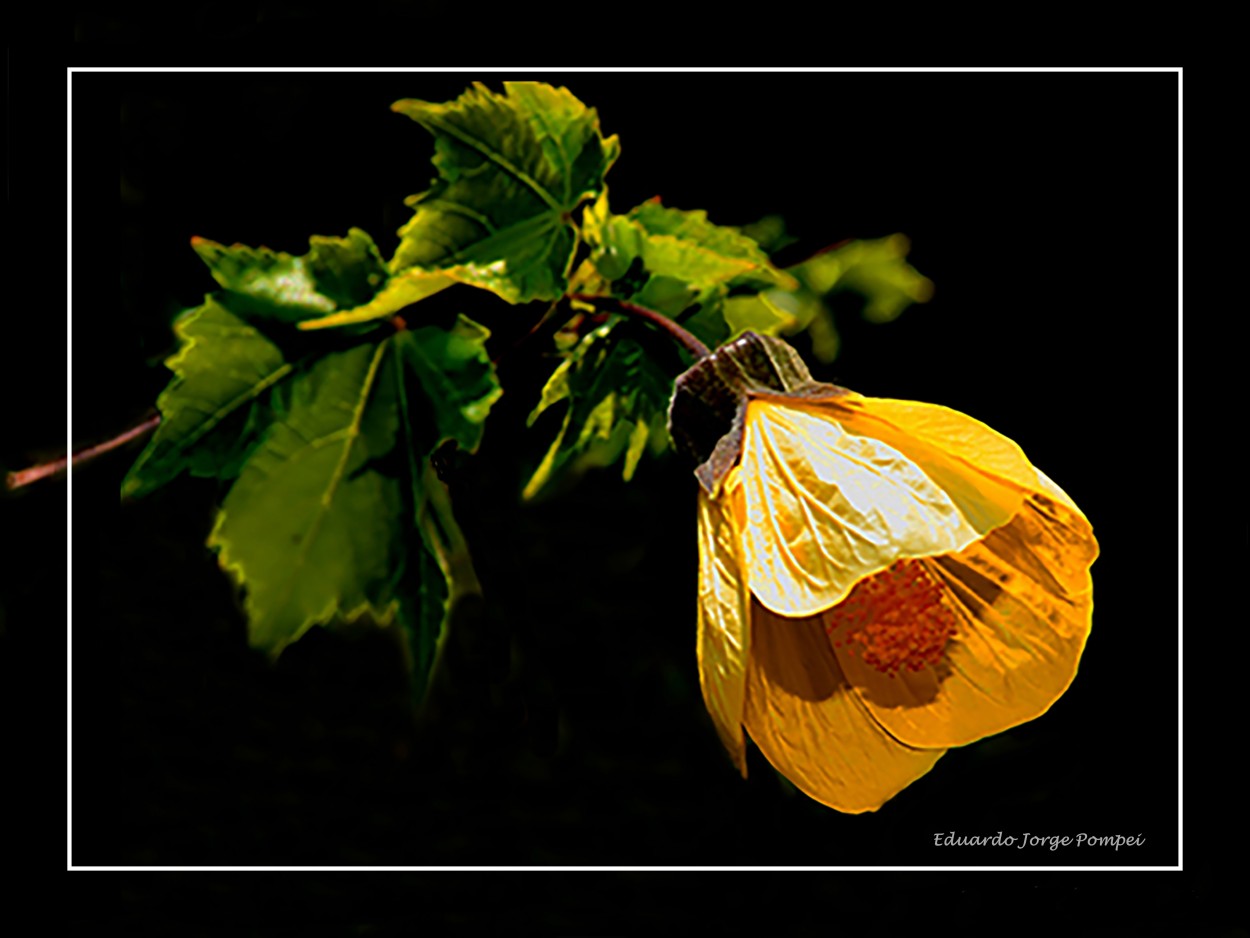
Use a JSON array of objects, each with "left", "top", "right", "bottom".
[
  {"left": 697, "top": 474, "right": 750, "bottom": 775},
  {"left": 736, "top": 399, "right": 983, "bottom": 617},
  {"left": 830, "top": 396, "right": 1037, "bottom": 534},
  {"left": 743, "top": 599, "right": 945, "bottom": 813},
  {"left": 837, "top": 487, "right": 1097, "bottom": 748}
]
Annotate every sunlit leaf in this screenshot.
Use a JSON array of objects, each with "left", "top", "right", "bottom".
[
  {"left": 208, "top": 341, "right": 406, "bottom": 654},
  {"left": 585, "top": 194, "right": 796, "bottom": 292},
  {"left": 297, "top": 268, "right": 454, "bottom": 332},
  {"left": 575, "top": 195, "right": 801, "bottom": 355},
  {"left": 721, "top": 294, "right": 799, "bottom": 339},
  {"left": 206, "top": 315, "right": 502, "bottom": 660},
  {"left": 390, "top": 81, "right": 620, "bottom": 304}
]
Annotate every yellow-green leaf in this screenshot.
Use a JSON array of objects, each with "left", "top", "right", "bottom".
[
  {"left": 122, "top": 299, "right": 292, "bottom": 498},
  {"left": 585, "top": 195, "right": 796, "bottom": 292},
  {"left": 394, "top": 314, "right": 502, "bottom": 455},
  {"left": 792, "top": 233, "right": 934, "bottom": 323},
  {"left": 297, "top": 269, "right": 454, "bottom": 332},
  {"left": 209, "top": 341, "right": 405, "bottom": 655}
]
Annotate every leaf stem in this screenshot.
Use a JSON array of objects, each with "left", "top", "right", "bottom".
[
  {"left": 6, "top": 412, "right": 162, "bottom": 491},
  {"left": 567, "top": 294, "right": 710, "bottom": 360}
]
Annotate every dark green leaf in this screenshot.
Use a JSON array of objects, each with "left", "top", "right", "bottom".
[
  {"left": 394, "top": 314, "right": 502, "bottom": 456},
  {"left": 395, "top": 523, "right": 450, "bottom": 708},
  {"left": 122, "top": 299, "right": 292, "bottom": 498},
  {"left": 305, "top": 227, "right": 389, "bottom": 309},
  {"left": 739, "top": 214, "right": 799, "bottom": 254},
  {"left": 393, "top": 388, "right": 452, "bottom": 708},
  {"left": 523, "top": 321, "right": 672, "bottom": 499},
  {"left": 192, "top": 228, "right": 388, "bottom": 324},
  {"left": 390, "top": 81, "right": 620, "bottom": 304}
]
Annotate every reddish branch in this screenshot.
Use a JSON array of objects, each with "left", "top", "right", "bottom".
[
  {"left": 5, "top": 413, "right": 161, "bottom": 491},
  {"left": 567, "top": 294, "right": 711, "bottom": 360},
  {"left": 8, "top": 293, "right": 708, "bottom": 491}
]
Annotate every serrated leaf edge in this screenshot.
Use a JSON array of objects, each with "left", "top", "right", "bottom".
[
  {"left": 122, "top": 305, "right": 294, "bottom": 498},
  {"left": 208, "top": 340, "right": 395, "bottom": 657}
]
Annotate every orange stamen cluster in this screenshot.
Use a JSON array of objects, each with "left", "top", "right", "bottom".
[{"left": 826, "top": 559, "right": 958, "bottom": 676}]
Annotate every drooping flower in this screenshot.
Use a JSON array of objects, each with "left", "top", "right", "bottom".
[{"left": 668, "top": 333, "right": 1098, "bottom": 813}]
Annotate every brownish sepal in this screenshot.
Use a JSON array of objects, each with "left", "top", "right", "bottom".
[{"left": 667, "top": 332, "right": 848, "bottom": 495}]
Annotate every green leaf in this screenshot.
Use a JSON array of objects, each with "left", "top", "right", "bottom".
[
  {"left": 296, "top": 268, "right": 454, "bottom": 332},
  {"left": 122, "top": 299, "right": 292, "bottom": 498},
  {"left": 390, "top": 81, "right": 620, "bottom": 304},
  {"left": 576, "top": 195, "right": 799, "bottom": 354},
  {"left": 191, "top": 228, "right": 388, "bottom": 324},
  {"left": 717, "top": 232, "right": 935, "bottom": 363},
  {"left": 209, "top": 341, "right": 406, "bottom": 654},
  {"left": 721, "top": 293, "right": 799, "bottom": 339},
  {"left": 391, "top": 337, "right": 497, "bottom": 706},
  {"left": 523, "top": 321, "right": 672, "bottom": 499},
  {"left": 585, "top": 194, "right": 796, "bottom": 292},
  {"left": 393, "top": 401, "right": 453, "bottom": 708},
  {"left": 792, "top": 233, "right": 934, "bottom": 323},
  {"left": 631, "top": 275, "right": 700, "bottom": 317},
  {"left": 739, "top": 214, "right": 799, "bottom": 254},
  {"left": 305, "top": 227, "right": 390, "bottom": 309},
  {"left": 192, "top": 227, "right": 471, "bottom": 336},
  {"left": 395, "top": 521, "right": 450, "bottom": 707},
  {"left": 206, "top": 319, "right": 499, "bottom": 669},
  {"left": 394, "top": 315, "right": 502, "bottom": 455}
]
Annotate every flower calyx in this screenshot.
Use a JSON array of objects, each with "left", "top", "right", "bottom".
[{"left": 667, "top": 332, "right": 848, "bottom": 495}]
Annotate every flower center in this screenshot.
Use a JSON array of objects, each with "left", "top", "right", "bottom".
[{"left": 825, "top": 559, "right": 958, "bottom": 676}]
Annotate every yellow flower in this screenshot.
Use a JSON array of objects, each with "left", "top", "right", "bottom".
[{"left": 669, "top": 333, "right": 1098, "bottom": 813}]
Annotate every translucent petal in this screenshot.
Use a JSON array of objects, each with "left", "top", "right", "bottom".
[
  {"left": 743, "top": 600, "right": 945, "bottom": 813},
  {"left": 736, "top": 400, "right": 983, "bottom": 617},
  {"left": 837, "top": 488, "right": 1098, "bottom": 748},
  {"left": 816, "top": 396, "right": 1036, "bottom": 537},
  {"left": 696, "top": 473, "right": 750, "bottom": 775}
]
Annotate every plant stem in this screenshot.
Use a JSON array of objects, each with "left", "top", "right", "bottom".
[
  {"left": 567, "top": 294, "right": 710, "bottom": 360},
  {"left": 8, "top": 293, "right": 709, "bottom": 490},
  {"left": 5, "top": 413, "right": 161, "bottom": 491}
]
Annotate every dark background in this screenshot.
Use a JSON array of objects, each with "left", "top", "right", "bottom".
[{"left": 40, "top": 70, "right": 1179, "bottom": 887}]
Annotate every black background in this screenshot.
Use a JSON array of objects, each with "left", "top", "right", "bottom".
[{"left": 31, "top": 64, "right": 1183, "bottom": 926}]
